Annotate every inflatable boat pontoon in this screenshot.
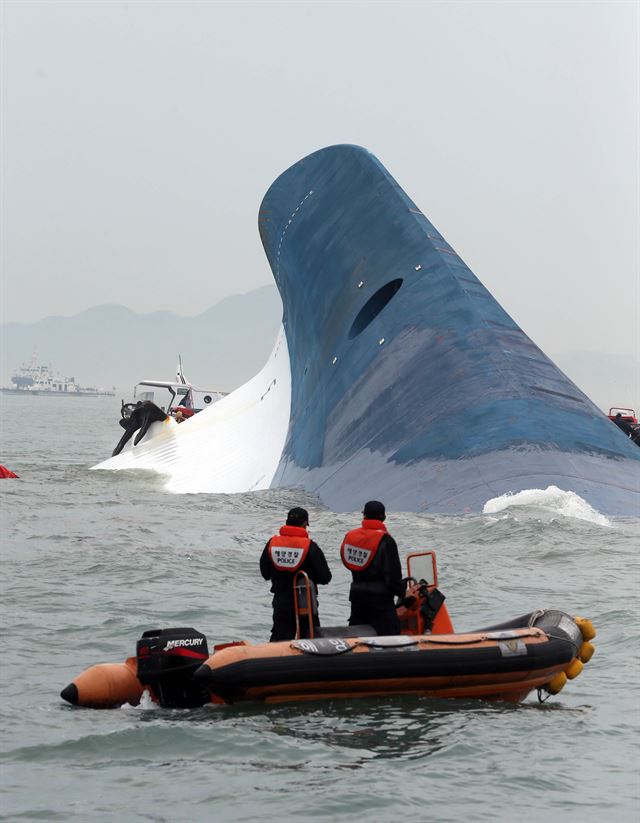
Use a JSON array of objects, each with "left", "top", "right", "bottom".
[{"left": 61, "top": 553, "right": 596, "bottom": 709}]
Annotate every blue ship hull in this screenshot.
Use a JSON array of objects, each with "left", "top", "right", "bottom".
[{"left": 259, "top": 145, "right": 640, "bottom": 515}]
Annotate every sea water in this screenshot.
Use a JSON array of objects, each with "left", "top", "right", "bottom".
[{"left": 0, "top": 394, "right": 638, "bottom": 822}]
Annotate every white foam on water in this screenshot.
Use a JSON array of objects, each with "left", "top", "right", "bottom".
[
  {"left": 482, "top": 485, "right": 611, "bottom": 527},
  {"left": 120, "top": 689, "right": 155, "bottom": 711}
]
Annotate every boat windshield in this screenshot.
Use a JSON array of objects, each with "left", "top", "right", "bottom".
[
  {"left": 133, "top": 383, "right": 190, "bottom": 412},
  {"left": 407, "top": 552, "right": 438, "bottom": 587}
]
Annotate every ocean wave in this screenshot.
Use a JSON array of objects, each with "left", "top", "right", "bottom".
[{"left": 482, "top": 486, "right": 611, "bottom": 527}]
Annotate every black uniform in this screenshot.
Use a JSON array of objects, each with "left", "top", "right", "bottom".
[
  {"left": 614, "top": 416, "right": 634, "bottom": 436},
  {"left": 260, "top": 538, "right": 332, "bottom": 642},
  {"left": 347, "top": 534, "right": 404, "bottom": 636}
]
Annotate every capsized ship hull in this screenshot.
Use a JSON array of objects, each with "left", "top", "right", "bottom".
[{"left": 95, "top": 145, "right": 640, "bottom": 515}]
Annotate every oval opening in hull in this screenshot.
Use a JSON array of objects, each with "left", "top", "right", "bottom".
[{"left": 349, "top": 279, "right": 403, "bottom": 339}]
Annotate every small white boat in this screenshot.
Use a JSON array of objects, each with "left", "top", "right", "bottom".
[
  {"left": 112, "top": 358, "right": 227, "bottom": 456},
  {"left": 121, "top": 357, "right": 226, "bottom": 418}
]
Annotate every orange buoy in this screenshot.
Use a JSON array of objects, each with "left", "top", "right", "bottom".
[
  {"left": 546, "top": 671, "right": 567, "bottom": 695},
  {"left": 565, "top": 658, "right": 584, "bottom": 680},
  {"left": 579, "top": 641, "right": 595, "bottom": 663},
  {"left": 574, "top": 616, "right": 596, "bottom": 641}
]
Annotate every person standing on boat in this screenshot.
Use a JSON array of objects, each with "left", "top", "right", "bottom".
[
  {"left": 614, "top": 413, "right": 634, "bottom": 437},
  {"left": 260, "top": 507, "right": 332, "bottom": 642},
  {"left": 340, "top": 501, "right": 404, "bottom": 636}
]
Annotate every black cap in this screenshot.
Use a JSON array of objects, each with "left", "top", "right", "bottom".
[
  {"left": 286, "top": 507, "right": 309, "bottom": 527},
  {"left": 363, "top": 500, "right": 385, "bottom": 520}
]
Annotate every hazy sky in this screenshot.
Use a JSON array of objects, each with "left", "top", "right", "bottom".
[{"left": 1, "top": 0, "right": 638, "bottom": 361}]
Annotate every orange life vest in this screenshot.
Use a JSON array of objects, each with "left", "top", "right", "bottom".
[
  {"left": 268, "top": 525, "right": 311, "bottom": 572},
  {"left": 340, "top": 519, "right": 387, "bottom": 572}
]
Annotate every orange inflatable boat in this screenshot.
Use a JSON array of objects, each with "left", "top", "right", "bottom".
[{"left": 61, "top": 552, "right": 596, "bottom": 709}]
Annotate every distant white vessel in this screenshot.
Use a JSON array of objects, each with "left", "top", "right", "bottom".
[{"left": 3, "top": 355, "right": 115, "bottom": 397}]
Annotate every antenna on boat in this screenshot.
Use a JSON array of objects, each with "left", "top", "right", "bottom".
[{"left": 177, "top": 355, "right": 186, "bottom": 385}]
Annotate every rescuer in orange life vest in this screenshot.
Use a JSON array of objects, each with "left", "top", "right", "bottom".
[
  {"left": 260, "top": 507, "right": 332, "bottom": 642},
  {"left": 340, "top": 500, "right": 404, "bottom": 635}
]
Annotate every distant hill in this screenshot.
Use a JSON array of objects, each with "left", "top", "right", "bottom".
[
  {"left": 2, "top": 291, "right": 636, "bottom": 416},
  {"left": 0, "top": 286, "right": 282, "bottom": 395}
]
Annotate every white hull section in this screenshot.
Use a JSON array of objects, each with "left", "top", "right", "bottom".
[{"left": 92, "top": 328, "right": 291, "bottom": 493}]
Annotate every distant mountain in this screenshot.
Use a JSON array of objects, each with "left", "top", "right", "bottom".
[
  {"left": 2, "top": 291, "right": 636, "bottom": 417},
  {"left": 0, "top": 286, "right": 282, "bottom": 395}
]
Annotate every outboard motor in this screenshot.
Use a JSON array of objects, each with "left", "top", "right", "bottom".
[{"left": 136, "top": 627, "right": 210, "bottom": 708}]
